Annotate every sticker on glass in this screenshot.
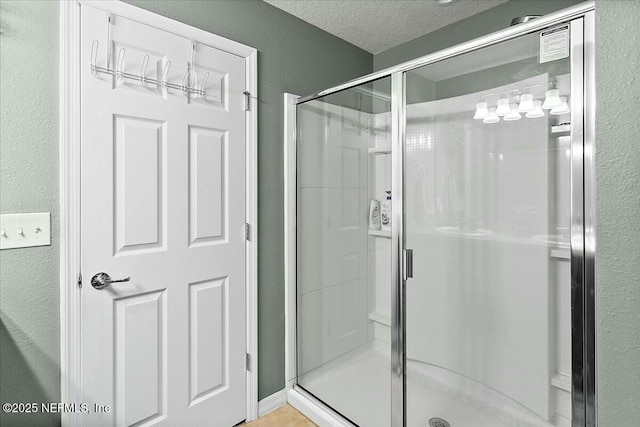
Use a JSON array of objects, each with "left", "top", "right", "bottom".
[{"left": 539, "top": 25, "right": 569, "bottom": 64}]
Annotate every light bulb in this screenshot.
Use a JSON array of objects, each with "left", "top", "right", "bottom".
[
  {"left": 483, "top": 107, "right": 500, "bottom": 124},
  {"left": 473, "top": 102, "right": 489, "bottom": 120},
  {"left": 496, "top": 97, "right": 511, "bottom": 116},
  {"left": 517, "top": 94, "right": 535, "bottom": 112},
  {"left": 526, "top": 100, "right": 545, "bottom": 118},
  {"left": 550, "top": 96, "right": 570, "bottom": 115},
  {"left": 542, "top": 89, "right": 561, "bottom": 109},
  {"left": 504, "top": 103, "right": 522, "bottom": 121}
]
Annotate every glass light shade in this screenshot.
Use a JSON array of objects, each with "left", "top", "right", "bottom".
[
  {"left": 526, "top": 100, "right": 545, "bottom": 118},
  {"left": 542, "top": 89, "right": 561, "bottom": 109},
  {"left": 550, "top": 97, "right": 570, "bottom": 115},
  {"left": 474, "top": 102, "right": 489, "bottom": 120},
  {"left": 503, "top": 104, "right": 522, "bottom": 121},
  {"left": 483, "top": 107, "right": 500, "bottom": 123},
  {"left": 517, "top": 94, "right": 535, "bottom": 112},
  {"left": 496, "top": 97, "right": 511, "bottom": 116}
]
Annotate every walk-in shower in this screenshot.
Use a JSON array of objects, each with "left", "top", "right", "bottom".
[{"left": 286, "top": 3, "right": 595, "bottom": 426}]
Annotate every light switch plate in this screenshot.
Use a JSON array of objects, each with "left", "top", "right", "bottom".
[{"left": 0, "top": 213, "right": 51, "bottom": 250}]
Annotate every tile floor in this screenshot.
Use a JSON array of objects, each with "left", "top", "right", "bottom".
[{"left": 242, "top": 404, "right": 316, "bottom": 427}]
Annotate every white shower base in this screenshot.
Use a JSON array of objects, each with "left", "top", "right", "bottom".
[{"left": 298, "top": 340, "right": 568, "bottom": 427}]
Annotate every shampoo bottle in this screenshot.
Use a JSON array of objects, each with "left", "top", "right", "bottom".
[
  {"left": 369, "top": 199, "right": 381, "bottom": 230},
  {"left": 381, "top": 191, "right": 392, "bottom": 231}
]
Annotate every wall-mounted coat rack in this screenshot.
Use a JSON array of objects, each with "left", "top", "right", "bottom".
[{"left": 89, "top": 13, "right": 211, "bottom": 100}]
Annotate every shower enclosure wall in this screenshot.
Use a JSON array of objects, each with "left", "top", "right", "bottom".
[{"left": 285, "top": 3, "right": 595, "bottom": 427}]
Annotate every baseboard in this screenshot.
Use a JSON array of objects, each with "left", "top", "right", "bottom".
[
  {"left": 258, "top": 389, "right": 287, "bottom": 417},
  {"left": 287, "top": 388, "right": 353, "bottom": 427}
]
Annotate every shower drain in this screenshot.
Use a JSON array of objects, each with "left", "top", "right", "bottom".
[{"left": 428, "top": 418, "right": 451, "bottom": 427}]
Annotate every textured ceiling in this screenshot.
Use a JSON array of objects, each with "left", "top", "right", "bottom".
[{"left": 263, "top": 0, "right": 509, "bottom": 54}]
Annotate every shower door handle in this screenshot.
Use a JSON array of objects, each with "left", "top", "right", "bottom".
[{"left": 403, "top": 249, "right": 413, "bottom": 280}]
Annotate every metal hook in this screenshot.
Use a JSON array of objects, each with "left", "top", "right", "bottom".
[
  {"left": 105, "top": 13, "right": 113, "bottom": 67},
  {"left": 190, "top": 41, "right": 196, "bottom": 69},
  {"left": 116, "top": 48, "right": 126, "bottom": 80},
  {"left": 199, "top": 72, "right": 209, "bottom": 97},
  {"left": 139, "top": 54, "right": 149, "bottom": 86},
  {"left": 181, "top": 66, "right": 191, "bottom": 97},
  {"left": 90, "top": 40, "right": 99, "bottom": 75},
  {"left": 161, "top": 61, "right": 171, "bottom": 89}
]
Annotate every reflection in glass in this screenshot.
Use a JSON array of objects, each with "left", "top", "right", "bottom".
[
  {"left": 473, "top": 102, "right": 489, "bottom": 120},
  {"left": 296, "top": 78, "right": 392, "bottom": 427},
  {"left": 527, "top": 100, "right": 546, "bottom": 118},
  {"left": 404, "top": 30, "right": 572, "bottom": 426},
  {"left": 295, "top": 25, "right": 576, "bottom": 427},
  {"left": 542, "top": 88, "right": 562, "bottom": 109},
  {"left": 504, "top": 103, "right": 522, "bottom": 121},
  {"left": 483, "top": 107, "right": 500, "bottom": 124}
]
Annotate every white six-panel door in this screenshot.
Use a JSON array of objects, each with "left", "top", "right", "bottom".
[{"left": 80, "top": 5, "right": 247, "bottom": 426}]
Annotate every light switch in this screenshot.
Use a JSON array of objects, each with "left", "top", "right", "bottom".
[{"left": 0, "top": 213, "right": 51, "bottom": 250}]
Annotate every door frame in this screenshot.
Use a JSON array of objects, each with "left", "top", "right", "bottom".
[{"left": 59, "top": 1, "right": 259, "bottom": 425}]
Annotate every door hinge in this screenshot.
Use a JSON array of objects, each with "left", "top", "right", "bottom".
[
  {"left": 244, "top": 223, "right": 251, "bottom": 241},
  {"left": 78, "top": 272, "right": 83, "bottom": 288},
  {"left": 243, "top": 91, "right": 251, "bottom": 111},
  {"left": 245, "top": 353, "right": 251, "bottom": 371}
]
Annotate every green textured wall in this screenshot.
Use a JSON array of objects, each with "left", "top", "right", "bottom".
[
  {"left": 595, "top": 0, "right": 640, "bottom": 424},
  {"left": 2, "top": 0, "right": 639, "bottom": 425},
  {"left": 374, "top": 0, "right": 584, "bottom": 71},
  {"left": 0, "top": 1, "right": 61, "bottom": 426}
]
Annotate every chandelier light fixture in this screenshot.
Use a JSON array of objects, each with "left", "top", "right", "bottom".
[{"left": 473, "top": 84, "right": 568, "bottom": 123}]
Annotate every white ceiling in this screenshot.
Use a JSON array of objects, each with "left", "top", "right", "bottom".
[{"left": 263, "top": 0, "right": 509, "bottom": 54}]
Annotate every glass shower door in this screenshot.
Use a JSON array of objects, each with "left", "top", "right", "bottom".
[
  {"left": 403, "top": 27, "right": 577, "bottom": 427},
  {"left": 296, "top": 77, "right": 394, "bottom": 427}
]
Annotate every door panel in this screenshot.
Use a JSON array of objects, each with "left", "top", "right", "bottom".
[
  {"left": 189, "top": 277, "right": 227, "bottom": 405},
  {"left": 296, "top": 79, "right": 393, "bottom": 427},
  {"left": 80, "top": 5, "right": 246, "bottom": 426},
  {"left": 403, "top": 29, "right": 574, "bottom": 427},
  {"left": 114, "top": 115, "right": 166, "bottom": 253},
  {"left": 115, "top": 290, "right": 166, "bottom": 426},
  {"left": 188, "top": 126, "right": 227, "bottom": 245}
]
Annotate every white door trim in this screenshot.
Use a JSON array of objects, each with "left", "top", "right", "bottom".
[
  {"left": 283, "top": 93, "right": 299, "bottom": 391},
  {"left": 59, "top": 1, "right": 258, "bottom": 425},
  {"left": 59, "top": 3, "right": 82, "bottom": 426}
]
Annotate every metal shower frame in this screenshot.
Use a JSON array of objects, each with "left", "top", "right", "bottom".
[{"left": 291, "top": 2, "right": 596, "bottom": 426}]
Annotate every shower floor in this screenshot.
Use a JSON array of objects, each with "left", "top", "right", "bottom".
[{"left": 298, "top": 340, "right": 567, "bottom": 427}]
